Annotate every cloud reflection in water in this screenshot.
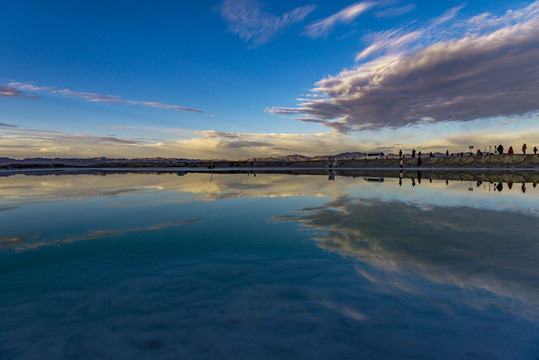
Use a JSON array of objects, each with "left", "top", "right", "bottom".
[{"left": 275, "top": 195, "right": 539, "bottom": 319}]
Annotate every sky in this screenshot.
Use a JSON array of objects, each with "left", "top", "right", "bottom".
[{"left": 1, "top": 0, "right": 538, "bottom": 159}]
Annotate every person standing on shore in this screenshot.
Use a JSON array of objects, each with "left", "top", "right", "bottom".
[
  {"left": 534, "top": 146, "right": 538, "bottom": 154},
  {"left": 399, "top": 149, "right": 402, "bottom": 158},
  {"left": 497, "top": 144, "right": 504, "bottom": 154},
  {"left": 522, "top": 143, "right": 527, "bottom": 154},
  {"left": 412, "top": 149, "right": 416, "bottom": 158},
  {"left": 508, "top": 146, "right": 514, "bottom": 154},
  {"left": 446, "top": 150, "right": 449, "bottom": 157},
  {"left": 417, "top": 157, "right": 422, "bottom": 167}
]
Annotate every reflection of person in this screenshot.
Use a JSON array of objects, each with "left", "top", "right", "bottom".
[
  {"left": 417, "top": 157, "right": 422, "bottom": 167},
  {"left": 417, "top": 171, "right": 422, "bottom": 184},
  {"left": 399, "top": 157, "right": 404, "bottom": 169},
  {"left": 521, "top": 183, "right": 526, "bottom": 193},
  {"left": 412, "top": 178, "right": 416, "bottom": 187},
  {"left": 496, "top": 182, "right": 503, "bottom": 192},
  {"left": 508, "top": 182, "right": 513, "bottom": 190},
  {"left": 446, "top": 179, "right": 449, "bottom": 186}
]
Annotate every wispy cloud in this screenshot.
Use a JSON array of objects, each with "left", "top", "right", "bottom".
[
  {"left": 374, "top": 3, "right": 415, "bottom": 18},
  {"left": 217, "top": 0, "right": 315, "bottom": 46},
  {"left": 8, "top": 82, "right": 204, "bottom": 113},
  {"left": 0, "top": 85, "right": 38, "bottom": 99},
  {"left": 0, "top": 122, "right": 18, "bottom": 128},
  {"left": 271, "top": 1, "right": 539, "bottom": 133},
  {"left": 303, "top": 2, "right": 374, "bottom": 39}
]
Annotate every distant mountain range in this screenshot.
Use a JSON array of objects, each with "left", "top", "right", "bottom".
[{"left": 0, "top": 151, "right": 453, "bottom": 166}]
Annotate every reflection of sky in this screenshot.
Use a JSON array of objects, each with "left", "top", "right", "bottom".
[
  {"left": 1, "top": 172, "right": 538, "bottom": 216},
  {"left": 1, "top": 173, "right": 539, "bottom": 358},
  {"left": 276, "top": 195, "right": 539, "bottom": 320},
  {"left": 342, "top": 177, "right": 539, "bottom": 217}
]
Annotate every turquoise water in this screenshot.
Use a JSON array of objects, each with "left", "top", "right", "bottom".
[{"left": 1, "top": 172, "right": 538, "bottom": 359}]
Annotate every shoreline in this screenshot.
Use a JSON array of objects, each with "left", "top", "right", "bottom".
[
  {"left": 1, "top": 154, "right": 538, "bottom": 170},
  {"left": 2, "top": 166, "right": 539, "bottom": 184},
  {"left": 2, "top": 166, "right": 539, "bottom": 173}
]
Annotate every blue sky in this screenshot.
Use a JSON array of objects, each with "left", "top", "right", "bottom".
[{"left": 1, "top": 0, "right": 538, "bottom": 159}]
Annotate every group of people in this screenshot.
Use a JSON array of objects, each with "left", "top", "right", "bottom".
[
  {"left": 495, "top": 143, "right": 537, "bottom": 155},
  {"left": 397, "top": 142, "right": 538, "bottom": 169}
]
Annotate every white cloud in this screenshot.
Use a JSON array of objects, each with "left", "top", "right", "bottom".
[
  {"left": 217, "top": 0, "right": 315, "bottom": 46},
  {"left": 303, "top": 2, "right": 374, "bottom": 39},
  {"left": 271, "top": 1, "right": 539, "bottom": 132},
  {"left": 374, "top": 3, "right": 415, "bottom": 18}
]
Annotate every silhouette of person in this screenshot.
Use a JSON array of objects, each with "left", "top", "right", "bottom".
[
  {"left": 533, "top": 182, "right": 537, "bottom": 188},
  {"left": 400, "top": 157, "right": 404, "bottom": 168},
  {"left": 418, "top": 151, "right": 422, "bottom": 158},
  {"left": 417, "top": 171, "right": 422, "bottom": 184},
  {"left": 496, "top": 182, "right": 503, "bottom": 192},
  {"left": 497, "top": 144, "right": 504, "bottom": 154},
  {"left": 508, "top": 146, "right": 514, "bottom": 155},
  {"left": 417, "top": 157, "right": 422, "bottom": 167},
  {"left": 412, "top": 149, "right": 416, "bottom": 158},
  {"left": 522, "top": 143, "right": 527, "bottom": 154},
  {"left": 508, "top": 182, "right": 513, "bottom": 190},
  {"left": 399, "top": 149, "right": 402, "bottom": 157},
  {"left": 522, "top": 183, "right": 526, "bottom": 193},
  {"left": 446, "top": 150, "right": 449, "bottom": 157},
  {"left": 446, "top": 179, "right": 449, "bottom": 186},
  {"left": 412, "top": 178, "right": 416, "bottom": 187},
  {"left": 534, "top": 146, "right": 538, "bottom": 154},
  {"left": 429, "top": 178, "right": 432, "bottom": 183}
]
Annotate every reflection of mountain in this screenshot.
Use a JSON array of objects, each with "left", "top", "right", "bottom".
[{"left": 276, "top": 196, "right": 539, "bottom": 319}]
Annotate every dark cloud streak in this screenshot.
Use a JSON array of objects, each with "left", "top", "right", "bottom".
[{"left": 0, "top": 86, "right": 37, "bottom": 99}]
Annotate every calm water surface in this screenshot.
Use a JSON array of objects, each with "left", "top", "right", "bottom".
[{"left": 1, "top": 172, "right": 538, "bottom": 359}]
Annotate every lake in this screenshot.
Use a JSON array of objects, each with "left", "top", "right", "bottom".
[{"left": 1, "top": 171, "right": 538, "bottom": 359}]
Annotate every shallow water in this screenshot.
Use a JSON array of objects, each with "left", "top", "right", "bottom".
[{"left": 1, "top": 172, "right": 538, "bottom": 359}]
